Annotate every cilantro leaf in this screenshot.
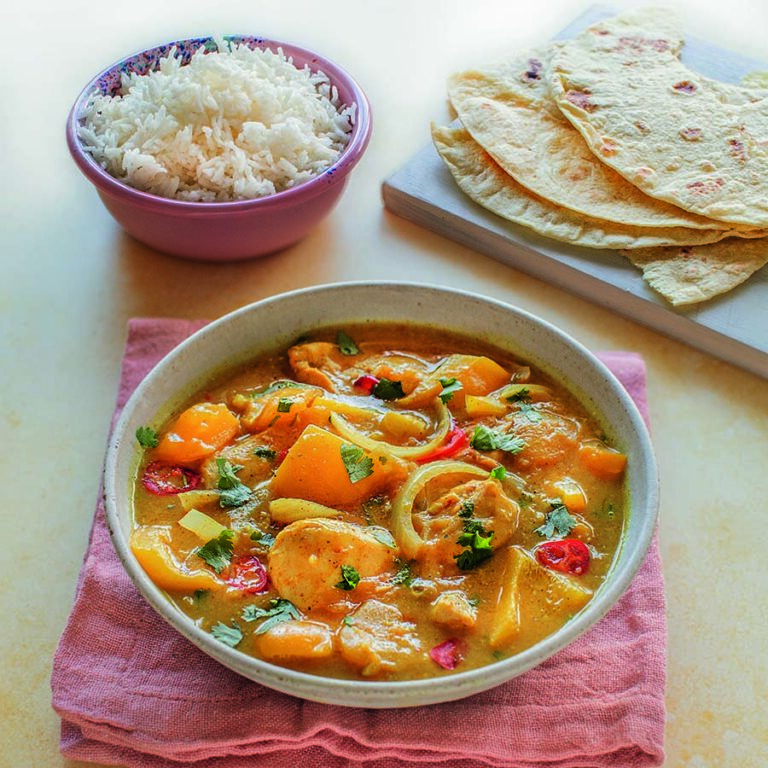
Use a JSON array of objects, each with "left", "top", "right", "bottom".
[
  {"left": 335, "top": 564, "right": 361, "bottom": 590},
  {"left": 340, "top": 443, "right": 374, "bottom": 483},
  {"left": 371, "top": 377, "right": 405, "bottom": 401},
  {"left": 196, "top": 530, "right": 235, "bottom": 573},
  {"left": 438, "top": 377, "right": 463, "bottom": 403},
  {"left": 459, "top": 500, "right": 475, "bottom": 518},
  {"left": 250, "top": 529, "right": 276, "bottom": 547},
  {"left": 253, "top": 446, "right": 277, "bottom": 460},
  {"left": 368, "top": 527, "right": 396, "bottom": 548},
  {"left": 135, "top": 426, "right": 159, "bottom": 448},
  {"left": 277, "top": 398, "right": 293, "bottom": 413},
  {"left": 211, "top": 621, "right": 243, "bottom": 647},
  {"left": 242, "top": 598, "right": 300, "bottom": 634},
  {"left": 216, "top": 458, "right": 252, "bottom": 507},
  {"left": 454, "top": 512, "right": 495, "bottom": 571},
  {"left": 220, "top": 484, "right": 252, "bottom": 508},
  {"left": 489, "top": 465, "right": 507, "bottom": 480},
  {"left": 535, "top": 504, "right": 577, "bottom": 539},
  {"left": 470, "top": 425, "right": 525, "bottom": 455},
  {"left": 505, "top": 387, "right": 531, "bottom": 403},
  {"left": 336, "top": 330, "right": 359, "bottom": 356},
  {"left": 391, "top": 558, "right": 414, "bottom": 587}
]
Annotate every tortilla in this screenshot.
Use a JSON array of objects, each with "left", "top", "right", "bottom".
[
  {"left": 447, "top": 46, "right": 754, "bottom": 232},
  {"left": 431, "top": 124, "right": 750, "bottom": 250},
  {"left": 547, "top": 8, "right": 768, "bottom": 227},
  {"left": 622, "top": 238, "right": 768, "bottom": 305}
]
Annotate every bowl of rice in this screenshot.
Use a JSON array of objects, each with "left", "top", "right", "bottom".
[{"left": 66, "top": 35, "right": 372, "bottom": 261}]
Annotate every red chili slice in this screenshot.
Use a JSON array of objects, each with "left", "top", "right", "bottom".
[
  {"left": 353, "top": 374, "right": 380, "bottom": 394},
  {"left": 416, "top": 423, "right": 468, "bottom": 464},
  {"left": 535, "top": 539, "right": 591, "bottom": 575},
  {"left": 141, "top": 461, "right": 202, "bottom": 495},
  {"left": 429, "top": 637, "right": 467, "bottom": 670},
  {"left": 226, "top": 554, "right": 269, "bottom": 594}
]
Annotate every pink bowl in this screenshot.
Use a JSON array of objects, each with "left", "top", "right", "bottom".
[{"left": 66, "top": 36, "right": 372, "bottom": 261}]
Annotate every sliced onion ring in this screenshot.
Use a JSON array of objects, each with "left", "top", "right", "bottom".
[
  {"left": 391, "top": 460, "right": 489, "bottom": 560},
  {"left": 329, "top": 397, "right": 451, "bottom": 461}
]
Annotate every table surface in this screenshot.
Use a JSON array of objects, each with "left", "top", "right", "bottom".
[{"left": 3, "top": 1, "right": 767, "bottom": 766}]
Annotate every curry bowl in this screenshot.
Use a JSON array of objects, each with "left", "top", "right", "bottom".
[
  {"left": 66, "top": 36, "right": 371, "bottom": 261},
  {"left": 103, "top": 282, "right": 658, "bottom": 707}
]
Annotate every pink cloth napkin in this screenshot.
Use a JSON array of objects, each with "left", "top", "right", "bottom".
[{"left": 51, "top": 319, "right": 666, "bottom": 768}]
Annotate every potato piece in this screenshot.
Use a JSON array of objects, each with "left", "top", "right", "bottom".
[
  {"left": 338, "top": 600, "right": 421, "bottom": 677},
  {"left": 490, "top": 546, "right": 592, "bottom": 648},
  {"left": 253, "top": 620, "right": 333, "bottom": 663},
  {"left": 268, "top": 519, "right": 395, "bottom": 612},
  {"left": 271, "top": 424, "right": 407, "bottom": 507},
  {"left": 464, "top": 394, "right": 507, "bottom": 418},
  {"left": 429, "top": 591, "right": 477, "bottom": 630},
  {"left": 129, "top": 526, "right": 220, "bottom": 593}
]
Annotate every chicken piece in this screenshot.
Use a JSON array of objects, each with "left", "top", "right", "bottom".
[
  {"left": 268, "top": 518, "right": 396, "bottom": 612},
  {"left": 287, "top": 342, "right": 349, "bottom": 392},
  {"left": 413, "top": 479, "right": 519, "bottom": 574},
  {"left": 511, "top": 411, "right": 580, "bottom": 470},
  {"left": 429, "top": 591, "right": 477, "bottom": 630},
  {"left": 200, "top": 433, "right": 278, "bottom": 487},
  {"left": 338, "top": 600, "right": 421, "bottom": 677}
]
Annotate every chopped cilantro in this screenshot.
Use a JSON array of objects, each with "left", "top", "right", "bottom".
[
  {"left": 253, "top": 446, "right": 277, "bottom": 460},
  {"left": 535, "top": 504, "right": 577, "bottom": 539},
  {"left": 391, "top": 558, "right": 414, "bottom": 587},
  {"left": 135, "top": 426, "right": 159, "bottom": 448},
  {"left": 216, "top": 458, "right": 252, "bottom": 507},
  {"left": 454, "top": 514, "right": 494, "bottom": 571},
  {"left": 517, "top": 402, "right": 543, "bottom": 423},
  {"left": 336, "top": 330, "right": 359, "bottom": 356},
  {"left": 438, "top": 377, "right": 462, "bottom": 403},
  {"left": 368, "top": 527, "right": 396, "bottom": 548},
  {"left": 470, "top": 424, "right": 525, "bottom": 455},
  {"left": 335, "top": 564, "right": 361, "bottom": 591},
  {"left": 196, "top": 529, "right": 235, "bottom": 573},
  {"left": 340, "top": 443, "right": 374, "bottom": 483},
  {"left": 489, "top": 466, "right": 507, "bottom": 480},
  {"left": 371, "top": 377, "right": 406, "bottom": 401},
  {"left": 342, "top": 615, "right": 355, "bottom": 626},
  {"left": 211, "top": 621, "right": 243, "bottom": 647},
  {"left": 242, "top": 599, "right": 301, "bottom": 634},
  {"left": 276, "top": 398, "right": 293, "bottom": 413},
  {"left": 250, "top": 529, "right": 276, "bottom": 547},
  {"left": 459, "top": 500, "right": 475, "bottom": 518},
  {"left": 251, "top": 380, "right": 296, "bottom": 397}
]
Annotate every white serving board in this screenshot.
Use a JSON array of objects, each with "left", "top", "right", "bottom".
[{"left": 382, "top": 5, "right": 768, "bottom": 380}]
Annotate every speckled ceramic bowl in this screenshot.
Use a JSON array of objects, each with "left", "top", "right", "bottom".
[
  {"left": 103, "top": 282, "right": 658, "bottom": 707},
  {"left": 66, "top": 36, "right": 371, "bottom": 261}
]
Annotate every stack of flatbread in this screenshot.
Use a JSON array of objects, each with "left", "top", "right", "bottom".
[{"left": 433, "top": 8, "right": 768, "bottom": 306}]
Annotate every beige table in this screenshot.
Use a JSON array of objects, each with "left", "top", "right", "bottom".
[{"left": 2, "top": 1, "right": 767, "bottom": 765}]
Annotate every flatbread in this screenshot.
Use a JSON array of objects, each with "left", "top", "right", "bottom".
[
  {"left": 431, "top": 124, "right": 749, "bottom": 250},
  {"left": 447, "top": 46, "right": 756, "bottom": 232},
  {"left": 623, "top": 238, "right": 768, "bottom": 305},
  {"left": 548, "top": 8, "right": 768, "bottom": 227}
]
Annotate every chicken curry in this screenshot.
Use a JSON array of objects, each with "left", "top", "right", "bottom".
[{"left": 130, "top": 324, "right": 627, "bottom": 680}]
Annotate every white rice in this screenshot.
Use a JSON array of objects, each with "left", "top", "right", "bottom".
[{"left": 78, "top": 42, "right": 356, "bottom": 201}]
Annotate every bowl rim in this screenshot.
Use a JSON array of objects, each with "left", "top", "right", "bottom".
[
  {"left": 102, "top": 280, "right": 659, "bottom": 707},
  {"left": 66, "top": 34, "right": 372, "bottom": 211}
]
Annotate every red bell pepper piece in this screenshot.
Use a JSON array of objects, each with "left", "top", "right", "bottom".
[
  {"left": 416, "top": 423, "right": 469, "bottom": 464},
  {"left": 226, "top": 554, "right": 269, "bottom": 594},
  {"left": 429, "top": 637, "right": 466, "bottom": 670},
  {"left": 353, "top": 374, "right": 380, "bottom": 394},
  {"left": 535, "top": 539, "right": 590, "bottom": 575},
  {"left": 141, "top": 461, "right": 202, "bottom": 495}
]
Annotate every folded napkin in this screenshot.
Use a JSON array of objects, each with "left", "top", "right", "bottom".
[{"left": 52, "top": 319, "right": 666, "bottom": 768}]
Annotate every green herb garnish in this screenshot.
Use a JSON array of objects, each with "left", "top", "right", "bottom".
[
  {"left": 216, "top": 458, "right": 252, "bottom": 507},
  {"left": 454, "top": 512, "right": 495, "bottom": 571},
  {"left": 276, "top": 398, "right": 293, "bottom": 413},
  {"left": 196, "top": 529, "right": 235, "bottom": 573},
  {"left": 371, "top": 378, "right": 406, "bottom": 401},
  {"left": 336, "top": 330, "right": 359, "bottom": 356},
  {"left": 135, "top": 426, "right": 159, "bottom": 448},
  {"left": 335, "top": 564, "right": 361, "bottom": 591},
  {"left": 459, "top": 500, "right": 475, "bottom": 518},
  {"left": 211, "top": 621, "right": 243, "bottom": 647},
  {"left": 438, "top": 377, "right": 462, "bottom": 403},
  {"left": 253, "top": 446, "right": 277, "bottom": 461},
  {"left": 391, "top": 559, "right": 414, "bottom": 587},
  {"left": 250, "top": 529, "right": 276, "bottom": 548},
  {"left": 470, "top": 424, "right": 525, "bottom": 455},
  {"left": 340, "top": 443, "right": 374, "bottom": 483},
  {"left": 535, "top": 504, "right": 577, "bottom": 539},
  {"left": 242, "top": 598, "right": 301, "bottom": 634},
  {"left": 489, "top": 465, "right": 507, "bottom": 480}
]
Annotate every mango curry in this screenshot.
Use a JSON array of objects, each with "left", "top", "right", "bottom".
[{"left": 130, "top": 324, "right": 627, "bottom": 680}]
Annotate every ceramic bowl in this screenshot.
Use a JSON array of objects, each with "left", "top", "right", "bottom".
[
  {"left": 103, "top": 282, "right": 659, "bottom": 707},
  {"left": 66, "top": 36, "right": 372, "bottom": 261}
]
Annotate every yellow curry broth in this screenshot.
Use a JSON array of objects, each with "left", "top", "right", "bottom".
[{"left": 131, "top": 323, "right": 626, "bottom": 680}]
